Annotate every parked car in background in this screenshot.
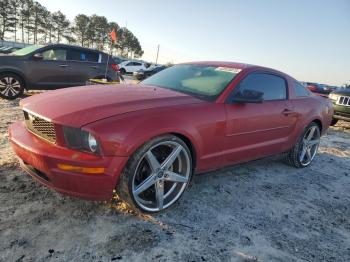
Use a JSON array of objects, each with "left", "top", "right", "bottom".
[
  {"left": 329, "top": 88, "right": 350, "bottom": 125},
  {"left": 0, "top": 46, "right": 20, "bottom": 54},
  {"left": 112, "top": 55, "right": 128, "bottom": 64},
  {"left": 9, "top": 61, "right": 333, "bottom": 213},
  {"left": 305, "top": 82, "right": 336, "bottom": 96},
  {"left": 0, "top": 44, "right": 119, "bottom": 100},
  {"left": 118, "top": 60, "right": 147, "bottom": 74},
  {"left": 133, "top": 65, "right": 167, "bottom": 80}
]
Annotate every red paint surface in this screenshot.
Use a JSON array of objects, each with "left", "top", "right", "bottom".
[{"left": 9, "top": 62, "right": 333, "bottom": 200}]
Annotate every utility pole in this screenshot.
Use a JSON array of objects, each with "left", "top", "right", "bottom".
[{"left": 155, "top": 44, "right": 160, "bottom": 64}]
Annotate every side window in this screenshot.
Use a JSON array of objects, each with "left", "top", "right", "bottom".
[
  {"left": 41, "top": 49, "right": 67, "bottom": 61},
  {"left": 126, "top": 62, "right": 133, "bottom": 66},
  {"left": 85, "top": 51, "right": 99, "bottom": 62},
  {"left": 294, "top": 81, "right": 311, "bottom": 97},
  {"left": 68, "top": 49, "right": 99, "bottom": 62},
  {"left": 237, "top": 73, "right": 287, "bottom": 101},
  {"left": 133, "top": 62, "right": 142, "bottom": 66},
  {"left": 67, "top": 49, "right": 81, "bottom": 61}
]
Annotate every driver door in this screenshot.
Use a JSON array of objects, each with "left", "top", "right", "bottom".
[
  {"left": 223, "top": 72, "right": 297, "bottom": 165},
  {"left": 27, "top": 47, "right": 72, "bottom": 89}
]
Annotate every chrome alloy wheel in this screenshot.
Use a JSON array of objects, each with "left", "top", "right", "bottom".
[
  {"left": 132, "top": 141, "right": 191, "bottom": 212},
  {"left": 299, "top": 125, "right": 320, "bottom": 166},
  {"left": 0, "top": 77, "right": 21, "bottom": 97}
]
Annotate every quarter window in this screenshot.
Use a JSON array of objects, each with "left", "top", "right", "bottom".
[
  {"left": 41, "top": 49, "right": 67, "bottom": 61},
  {"left": 237, "top": 73, "right": 287, "bottom": 101},
  {"left": 294, "top": 81, "right": 311, "bottom": 97}
]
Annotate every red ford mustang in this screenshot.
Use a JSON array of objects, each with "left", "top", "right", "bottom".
[{"left": 9, "top": 62, "right": 333, "bottom": 213}]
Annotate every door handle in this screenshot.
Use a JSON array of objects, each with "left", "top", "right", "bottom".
[
  {"left": 282, "top": 109, "right": 297, "bottom": 116},
  {"left": 59, "top": 64, "right": 68, "bottom": 68},
  {"left": 91, "top": 65, "right": 98, "bottom": 69}
]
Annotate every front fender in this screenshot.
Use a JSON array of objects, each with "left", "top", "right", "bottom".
[
  {"left": 84, "top": 103, "right": 226, "bottom": 172},
  {"left": 125, "top": 114, "right": 202, "bottom": 157},
  {"left": 86, "top": 108, "right": 204, "bottom": 157}
]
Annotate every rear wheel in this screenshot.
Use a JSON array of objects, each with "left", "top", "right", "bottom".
[
  {"left": 0, "top": 73, "right": 24, "bottom": 100},
  {"left": 116, "top": 135, "right": 193, "bottom": 213},
  {"left": 285, "top": 122, "right": 321, "bottom": 168}
]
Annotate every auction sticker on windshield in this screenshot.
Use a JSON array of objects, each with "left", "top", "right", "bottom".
[{"left": 215, "top": 67, "right": 242, "bottom": 74}]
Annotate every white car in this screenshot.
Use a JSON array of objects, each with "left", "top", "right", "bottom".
[{"left": 119, "top": 60, "right": 147, "bottom": 74}]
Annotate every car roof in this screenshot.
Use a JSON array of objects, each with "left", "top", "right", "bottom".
[
  {"left": 183, "top": 61, "right": 250, "bottom": 69},
  {"left": 181, "top": 61, "right": 292, "bottom": 78},
  {"left": 44, "top": 43, "right": 107, "bottom": 55},
  {"left": 124, "top": 60, "right": 144, "bottom": 63}
]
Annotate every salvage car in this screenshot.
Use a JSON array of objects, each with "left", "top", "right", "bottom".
[
  {"left": 0, "top": 46, "right": 20, "bottom": 54},
  {"left": 329, "top": 88, "right": 350, "bottom": 125},
  {"left": 133, "top": 65, "right": 166, "bottom": 80},
  {"left": 0, "top": 44, "right": 119, "bottom": 100},
  {"left": 9, "top": 62, "right": 333, "bottom": 213},
  {"left": 305, "top": 82, "right": 336, "bottom": 96}
]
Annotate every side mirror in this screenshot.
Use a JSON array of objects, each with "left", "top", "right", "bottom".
[
  {"left": 32, "top": 53, "right": 43, "bottom": 61},
  {"left": 231, "top": 89, "right": 264, "bottom": 103}
]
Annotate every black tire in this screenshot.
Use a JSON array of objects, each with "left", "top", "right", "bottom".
[
  {"left": 0, "top": 73, "right": 25, "bottom": 100},
  {"left": 135, "top": 75, "right": 143, "bottom": 81},
  {"left": 119, "top": 68, "right": 126, "bottom": 75},
  {"left": 330, "top": 118, "right": 338, "bottom": 126},
  {"left": 116, "top": 134, "right": 193, "bottom": 213},
  {"left": 285, "top": 122, "right": 321, "bottom": 168}
]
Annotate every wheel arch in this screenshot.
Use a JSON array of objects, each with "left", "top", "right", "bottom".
[
  {"left": 170, "top": 132, "right": 197, "bottom": 170},
  {"left": 0, "top": 69, "right": 28, "bottom": 90},
  {"left": 311, "top": 119, "right": 323, "bottom": 133},
  {"left": 124, "top": 129, "right": 200, "bottom": 169}
]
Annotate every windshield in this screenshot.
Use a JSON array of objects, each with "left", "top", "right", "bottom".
[
  {"left": 11, "top": 45, "right": 43, "bottom": 56},
  {"left": 141, "top": 64, "right": 240, "bottom": 101}
]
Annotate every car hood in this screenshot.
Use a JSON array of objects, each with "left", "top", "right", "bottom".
[{"left": 20, "top": 84, "right": 203, "bottom": 127}]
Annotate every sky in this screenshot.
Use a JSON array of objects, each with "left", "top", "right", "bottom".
[{"left": 36, "top": 0, "right": 350, "bottom": 86}]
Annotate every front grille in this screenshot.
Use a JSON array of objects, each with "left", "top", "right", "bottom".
[
  {"left": 337, "top": 96, "right": 350, "bottom": 107},
  {"left": 24, "top": 111, "right": 56, "bottom": 143}
]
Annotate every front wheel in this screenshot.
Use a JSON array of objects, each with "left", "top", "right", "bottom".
[
  {"left": 285, "top": 122, "right": 321, "bottom": 168},
  {"left": 116, "top": 135, "right": 193, "bottom": 213},
  {"left": 0, "top": 73, "right": 25, "bottom": 100}
]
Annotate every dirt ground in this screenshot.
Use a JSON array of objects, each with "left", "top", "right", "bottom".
[{"left": 0, "top": 93, "right": 349, "bottom": 262}]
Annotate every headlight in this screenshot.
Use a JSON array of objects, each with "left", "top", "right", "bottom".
[
  {"left": 88, "top": 133, "right": 98, "bottom": 152},
  {"left": 329, "top": 93, "right": 339, "bottom": 101},
  {"left": 63, "top": 126, "right": 100, "bottom": 154}
]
